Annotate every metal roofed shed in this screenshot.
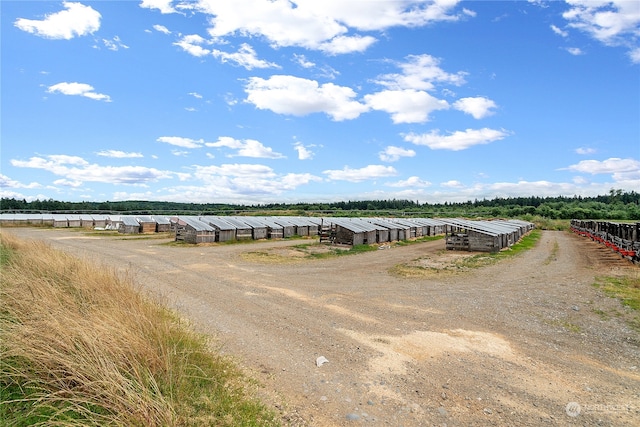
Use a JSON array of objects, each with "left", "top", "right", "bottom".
[
  {"left": 323, "top": 218, "right": 378, "bottom": 245},
  {"left": 135, "top": 216, "right": 157, "bottom": 233},
  {"left": 200, "top": 216, "right": 237, "bottom": 242},
  {"left": 119, "top": 216, "right": 140, "bottom": 234},
  {"left": 175, "top": 216, "right": 216, "bottom": 243},
  {"left": 271, "top": 217, "right": 297, "bottom": 238},
  {"left": 253, "top": 217, "right": 284, "bottom": 239},
  {"left": 234, "top": 216, "right": 268, "bottom": 240},
  {"left": 442, "top": 218, "right": 534, "bottom": 252},
  {"left": 152, "top": 215, "right": 171, "bottom": 232},
  {"left": 219, "top": 217, "right": 253, "bottom": 240}
]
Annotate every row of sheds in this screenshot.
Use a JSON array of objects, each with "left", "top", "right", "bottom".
[
  {"left": 0, "top": 213, "right": 171, "bottom": 233},
  {"left": 444, "top": 218, "right": 535, "bottom": 252},
  {"left": 174, "top": 216, "right": 449, "bottom": 244},
  {"left": 173, "top": 216, "right": 533, "bottom": 252},
  {"left": 0, "top": 213, "right": 534, "bottom": 252}
]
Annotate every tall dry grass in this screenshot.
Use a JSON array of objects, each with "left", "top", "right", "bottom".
[{"left": 0, "top": 232, "right": 278, "bottom": 426}]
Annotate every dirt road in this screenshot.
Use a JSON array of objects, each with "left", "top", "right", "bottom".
[{"left": 7, "top": 228, "right": 640, "bottom": 426}]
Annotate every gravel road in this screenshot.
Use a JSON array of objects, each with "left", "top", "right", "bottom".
[{"left": 7, "top": 228, "right": 640, "bottom": 426}]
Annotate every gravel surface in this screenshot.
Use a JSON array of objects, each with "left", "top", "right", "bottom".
[{"left": 7, "top": 228, "right": 640, "bottom": 426}]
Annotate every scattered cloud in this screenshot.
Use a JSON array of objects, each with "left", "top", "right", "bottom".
[
  {"left": 293, "top": 54, "right": 315, "bottom": 68},
  {"left": 379, "top": 146, "right": 416, "bottom": 162},
  {"left": 244, "top": 75, "right": 369, "bottom": 121},
  {"left": 364, "top": 89, "right": 449, "bottom": 124},
  {"left": 212, "top": 43, "right": 279, "bottom": 69},
  {"left": 374, "top": 54, "right": 467, "bottom": 91},
  {"left": 441, "top": 180, "right": 464, "bottom": 188},
  {"left": 575, "top": 147, "right": 596, "bottom": 155},
  {"left": 140, "top": 0, "right": 177, "bottom": 14},
  {"left": 386, "top": 176, "right": 431, "bottom": 188},
  {"left": 551, "top": 24, "right": 568, "bottom": 37},
  {"left": 205, "top": 136, "right": 285, "bottom": 159},
  {"left": 153, "top": 24, "right": 171, "bottom": 34},
  {"left": 101, "top": 36, "right": 128, "bottom": 51},
  {"left": 323, "top": 165, "right": 397, "bottom": 182},
  {"left": 96, "top": 150, "right": 143, "bottom": 158},
  {"left": 453, "top": 96, "right": 497, "bottom": 119},
  {"left": 562, "top": 0, "right": 640, "bottom": 63},
  {"left": 404, "top": 128, "right": 510, "bottom": 151},
  {"left": 14, "top": 1, "right": 101, "bottom": 39},
  {"left": 195, "top": 0, "right": 466, "bottom": 54},
  {"left": 0, "top": 173, "right": 41, "bottom": 189},
  {"left": 189, "top": 92, "right": 203, "bottom": 99},
  {"left": 10, "top": 155, "right": 172, "bottom": 185},
  {"left": 565, "top": 157, "right": 640, "bottom": 175},
  {"left": 157, "top": 136, "right": 205, "bottom": 148},
  {"left": 47, "top": 82, "right": 111, "bottom": 102},
  {"left": 565, "top": 47, "right": 584, "bottom": 56},
  {"left": 186, "top": 163, "right": 322, "bottom": 197},
  {"left": 174, "top": 34, "right": 211, "bottom": 57},
  {"left": 293, "top": 142, "right": 315, "bottom": 160}
]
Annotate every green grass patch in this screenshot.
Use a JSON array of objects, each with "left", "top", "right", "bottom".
[
  {"left": 455, "top": 229, "right": 542, "bottom": 269},
  {"left": 393, "top": 235, "right": 445, "bottom": 246},
  {"left": 593, "top": 275, "right": 640, "bottom": 311},
  {"left": 0, "top": 231, "right": 279, "bottom": 427},
  {"left": 593, "top": 274, "right": 640, "bottom": 332}
]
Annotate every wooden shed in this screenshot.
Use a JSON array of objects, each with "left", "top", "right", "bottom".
[
  {"left": 219, "top": 217, "right": 253, "bottom": 240},
  {"left": 442, "top": 219, "right": 534, "bottom": 252},
  {"left": 119, "top": 216, "right": 140, "bottom": 234},
  {"left": 106, "top": 215, "right": 123, "bottom": 230},
  {"left": 199, "top": 216, "right": 236, "bottom": 242},
  {"left": 79, "top": 215, "right": 94, "bottom": 229},
  {"left": 152, "top": 216, "right": 171, "bottom": 232},
  {"left": 272, "top": 217, "right": 297, "bottom": 238},
  {"left": 92, "top": 215, "right": 109, "bottom": 229},
  {"left": 327, "top": 218, "right": 377, "bottom": 246},
  {"left": 175, "top": 216, "right": 216, "bottom": 243},
  {"left": 236, "top": 217, "right": 269, "bottom": 240},
  {"left": 135, "top": 216, "right": 157, "bottom": 233},
  {"left": 254, "top": 217, "right": 284, "bottom": 239},
  {"left": 66, "top": 215, "right": 82, "bottom": 228},
  {"left": 52, "top": 214, "right": 68, "bottom": 228}
]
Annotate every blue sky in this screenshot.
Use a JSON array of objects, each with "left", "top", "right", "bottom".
[{"left": 2, "top": 0, "right": 639, "bottom": 204}]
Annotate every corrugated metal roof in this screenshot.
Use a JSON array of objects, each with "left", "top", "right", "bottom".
[
  {"left": 200, "top": 216, "right": 237, "bottom": 231},
  {"left": 152, "top": 215, "right": 171, "bottom": 225},
  {"left": 180, "top": 216, "right": 215, "bottom": 232},
  {"left": 121, "top": 216, "right": 140, "bottom": 226}
]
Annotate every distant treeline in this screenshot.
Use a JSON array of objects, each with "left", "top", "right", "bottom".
[{"left": 1, "top": 189, "right": 639, "bottom": 220}]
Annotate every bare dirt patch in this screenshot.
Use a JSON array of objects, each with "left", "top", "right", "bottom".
[{"left": 5, "top": 228, "right": 640, "bottom": 426}]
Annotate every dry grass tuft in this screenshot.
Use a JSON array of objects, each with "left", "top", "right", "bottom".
[{"left": 0, "top": 231, "right": 277, "bottom": 426}]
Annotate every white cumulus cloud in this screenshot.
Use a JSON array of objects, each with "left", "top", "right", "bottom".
[
  {"left": 10, "top": 155, "right": 171, "bottom": 185},
  {"left": 323, "top": 165, "right": 397, "bottom": 182},
  {"left": 205, "top": 137, "right": 285, "bottom": 158},
  {"left": 562, "top": 0, "right": 640, "bottom": 62},
  {"left": 374, "top": 54, "right": 467, "bottom": 91},
  {"left": 96, "top": 150, "right": 143, "bottom": 158},
  {"left": 14, "top": 1, "right": 101, "bottom": 39},
  {"left": 192, "top": 0, "right": 466, "bottom": 54},
  {"left": 47, "top": 82, "right": 111, "bottom": 102},
  {"left": 565, "top": 157, "right": 640, "bottom": 175},
  {"left": 157, "top": 136, "right": 205, "bottom": 148},
  {"left": 453, "top": 97, "right": 497, "bottom": 119},
  {"left": 404, "top": 128, "right": 510, "bottom": 151},
  {"left": 379, "top": 146, "right": 416, "bottom": 162},
  {"left": 212, "top": 43, "right": 279, "bottom": 69},
  {"left": 365, "top": 89, "right": 449, "bottom": 124},
  {"left": 386, "top": 176, "right": 432, "bottom": 188},
  {"left": 245, "top": 75, "right": 369, "bottom": 121}
]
